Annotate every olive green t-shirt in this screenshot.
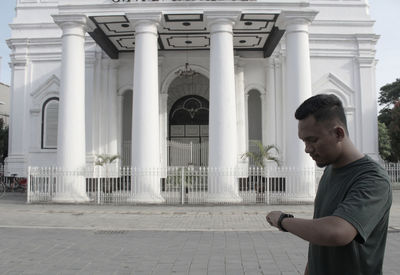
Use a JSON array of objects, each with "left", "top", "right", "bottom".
[{"left": 308, "top": 155, "right": 392, "bottom": 275}]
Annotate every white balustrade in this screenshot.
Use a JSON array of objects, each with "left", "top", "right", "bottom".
[{"left": 27, "top": 165, "right": 323, "bottom": 205}]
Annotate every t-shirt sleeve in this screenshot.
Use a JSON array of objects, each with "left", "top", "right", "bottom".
[{"left": 332, "top": 174, "right": 391, "bottom": 244}]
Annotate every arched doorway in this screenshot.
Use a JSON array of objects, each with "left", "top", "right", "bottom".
[
  {"left": 169, "top": 95, "right": 209, "bottom": 166},
  {"left": 167, "top": 73, "right": 209, "bottom": 166}
]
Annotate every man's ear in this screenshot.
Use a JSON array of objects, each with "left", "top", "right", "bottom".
[{"left": 334, "top": 126, "right": 346, "bottom": 141}]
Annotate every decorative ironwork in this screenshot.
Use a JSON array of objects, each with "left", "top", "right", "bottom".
[{"left": 175, "top": 62, "right": 198, "bottom": 77}]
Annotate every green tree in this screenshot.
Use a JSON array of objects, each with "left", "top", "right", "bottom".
[
  {"left": 378, "top": 78, "right": 400, "bottom": 109},
  {"left": 0, "top": 119, "right": 8, "bottom": 164},
  {"left": 388, "top": 104, "right": 400, "bottom": 162},
  {"left": 378, "top": 122, "right": 391, "bottom": 161},
  {"left": 378, "top": 78, "right": 400, "bottom": 162}
]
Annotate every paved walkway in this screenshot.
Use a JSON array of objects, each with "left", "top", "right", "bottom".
[{"left": 0, "top": 191, "right": 399, "bottom": 274}]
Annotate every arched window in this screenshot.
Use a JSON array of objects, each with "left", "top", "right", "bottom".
[
  {"left": 41, "top": 97, "right": 59, "bottom": 149},
  {"left": 248, "top": 89, "right": 262, "bottom": 142}
]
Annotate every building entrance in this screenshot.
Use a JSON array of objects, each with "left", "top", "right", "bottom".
[{"left": 168, "top": 95, "right": 209, "bottom": 166}]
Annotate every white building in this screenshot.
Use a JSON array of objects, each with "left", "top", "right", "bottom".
[
  {"left": 6, "top": 0, "right": 379, "bottom": 203},
  {"left": 0, "top": 82, "right": 10, "bottom": 126}
]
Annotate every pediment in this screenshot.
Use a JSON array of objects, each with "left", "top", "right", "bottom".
[
  {"left": 312, "top": 73, "right": 354, "bottom": 107},
  {"left": 30, "top": 75, "right": 60, "bottom": 110}
]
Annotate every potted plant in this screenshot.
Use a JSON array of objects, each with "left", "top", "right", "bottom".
[
  {"left": 95, "top": 154, "right": 120, "bottom": 195},
  {"left": 241, "top": 140, "right": 280, "bottom": 168},
  {"left": 241, "top": 141, "right": 281, "bottom": 195}
]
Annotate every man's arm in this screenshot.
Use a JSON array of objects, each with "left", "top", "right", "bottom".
[{"left": 266, "top": 211, "right": 357, "bottom": 246}]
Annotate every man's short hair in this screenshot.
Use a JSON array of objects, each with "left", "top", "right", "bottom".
[{"left": 295, "top": 94, "right": 348, "bottom": 132}]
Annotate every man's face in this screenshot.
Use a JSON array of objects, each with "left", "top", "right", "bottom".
[{"left": 298, "top": 115, "right": 341, "bottom": 168}]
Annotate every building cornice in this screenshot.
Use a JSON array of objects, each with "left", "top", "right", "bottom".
[
  {"left": 9, "top": 23, "right": 59, "bottom": 30},
  {"left": 310, "top": 1, "right": 368, "bottom": 8},
  {"left": 56, "top": 1, "right": 310, "bottom": 15},
  {"left": 311, "top": 20, "right": 375, "bottom": 27}
]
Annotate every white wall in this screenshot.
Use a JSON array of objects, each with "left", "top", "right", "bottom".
[{"left": 5, "top": 0, "right": 380, "bottom": 175}]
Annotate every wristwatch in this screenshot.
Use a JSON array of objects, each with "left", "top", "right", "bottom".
[{"left": 277, "top": 213, "right": 294, "bottom": 232}]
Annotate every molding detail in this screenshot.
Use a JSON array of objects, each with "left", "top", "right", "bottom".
[
  {"left": 312, "top": 73, "right": 354, "bottom": 107},
  {"left": 245, "top": 83, "right": 266, "bottom": 96},
  {"left": 30, "top": 74, "right": 60, "bottom": 110}
]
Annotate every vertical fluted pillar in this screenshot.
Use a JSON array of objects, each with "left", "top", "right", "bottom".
[
  {"left": 235, "top": 59, "right": 247, "bottom": 170},
  {"left": 52, "top": 15, "right": 89, "bottom": 202},
  {"left": 263, "top": 58, "right": 277, "bottom": 148},
  {"left": 276, "top": 11, "right": 317, "bottom": 169},
  {"left": 126, "top": 12, "right": 164, "bottom": 203},
  {"left": 108, "top": 60, "right": 119, "bottom": 163},
  {"left": 276, "top": 11, "right": 317, "bottom": 200},
  {"left": 205, "top": 11, "right": 242, "bottom": 203}
]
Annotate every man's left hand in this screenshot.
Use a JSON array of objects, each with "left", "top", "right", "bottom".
[{"left": 266, "top": 211, "right": 283, "bottom": 228}]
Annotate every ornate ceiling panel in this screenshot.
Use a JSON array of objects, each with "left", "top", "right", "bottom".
[{"left": 88, "top": 12, "right": 284, "bottom": 59}]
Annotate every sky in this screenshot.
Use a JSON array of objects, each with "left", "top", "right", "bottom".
[{"left": 0, "top": 0, "right": 399, "bottom": 105}]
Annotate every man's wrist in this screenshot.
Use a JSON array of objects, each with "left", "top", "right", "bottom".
[{"left": 277, "top": 213, "right": 294, "bottom": 232}]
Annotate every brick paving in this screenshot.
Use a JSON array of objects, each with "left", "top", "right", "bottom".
[{"left": 0, "top": 191, "right": 399, "bottom": 275}]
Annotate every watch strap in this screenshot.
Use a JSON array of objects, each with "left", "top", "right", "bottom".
[{"left": 277, "top": 213, "right": 294, "bottom": 232}]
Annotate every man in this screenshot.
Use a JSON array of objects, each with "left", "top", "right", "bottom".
[{"left": 266, "top": 94, "right": 392, "bottom": 275}]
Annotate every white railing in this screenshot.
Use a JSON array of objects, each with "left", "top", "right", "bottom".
[
  {"left": 122, "top": 140, "right": 208, "bottom": 167},
  {"left": 27, "top": 166, "right": 321, "bottom": 205},
  {"left": 167, "top": 140, "right": 208, "bottom": 166},
  {"left": 383, "top": 162, "right": 400, "bottom": 187}
]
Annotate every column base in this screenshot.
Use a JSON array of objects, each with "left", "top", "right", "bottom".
[
  {"left": 127, "top": 192, "right": 165, "bottom": 204},
  {"left": 207, "top": 192, "right": 243, "bottom": 204}
]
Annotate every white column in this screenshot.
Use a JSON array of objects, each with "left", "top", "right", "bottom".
[
  {"left": 274, "top": 56, "right": 284, "bottom": 152},
  {"left": 276, "top": 11, "right": 317, "bottom": 169},
  {"left": 276, "top": 11, "right": 317, "bottom": 201},
  {"left": 160, "top": 93, "right": 168, "bottom": 169},
  {"left": 52, "top": 15, "right": 89, "bottom": 202},
  {"left": 5, "top": 59, "right": 28, "bottom": 176},
  {"left": 235, "top": 59, "right": 247, "bottom": 170},
  {"left": 108, "top": 61, "right": 119, "bottom": 155},
  {"left": 205, "top": 11, "right": 242, "bottom": 203},
  {"left": 356, "top": 33, "right": 379, "bottom": 160},
  {"left": 117, "top": 95, "right": 124, "bottom": 164},
  {"left": 263, "top": 58, "right": 277, "bottom": 148},
  {"left": 126, "top": 12, "right": 164, "bottom": 203}
]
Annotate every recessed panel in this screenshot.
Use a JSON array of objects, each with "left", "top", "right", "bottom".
[
  {"left": 93, "top": 16, "right": 127, "bottom": 24},
  {"left": 241, "top": 14, "right": 276, "bottom": 21},
  {"left": 233, "top": 35, "right": 267, "bottom": 48},
  {"left": 160, "top": 35, "right": 210, "bottom": 50},
  {"left": 109, "top": 36, "right": 135, "bottom": 51},
  {"left": 99, "top": 23, "right": 135, "bottom": 35},
  {"left": 163, "top": 21, "right": 207, "bottom": 32}
]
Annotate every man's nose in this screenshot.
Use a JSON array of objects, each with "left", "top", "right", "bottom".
[{"left": 305, "top": 144, "right": 313, "bottom": 154}]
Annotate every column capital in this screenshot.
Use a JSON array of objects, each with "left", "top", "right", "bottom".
[
  {"left": 52, "top": 14, "right": 88, "bottom": 37},
  {"left": 234, "top": 56, "right": 245, "bottom": 68},
  {"left": 10, "top": 59, "right": 28, "bottom": 69},
  {"left": 264, "top": 57, "right": 275, "bottom": 69},
  {"left": 110, "top": 59, "right": 120, "bottom": 70},
  {"left": 52, "top": 14, "right": 88, "bottom": 29},
  {"left": 355, "top": 56, "right": 376, "bottom": 68},
  {"left": 204, "top": 11, "right": 241, "bottom": 33},
  {"left": 126, "top": 12, "right": 162, "bottom": 30},
  {"left": 276, "top": 10, "right": 318, "bottom": 30}
]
